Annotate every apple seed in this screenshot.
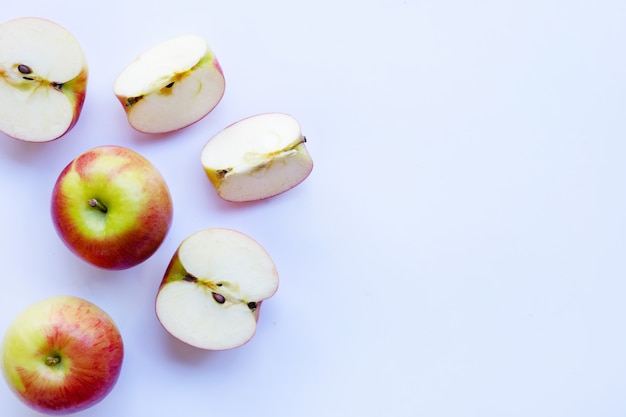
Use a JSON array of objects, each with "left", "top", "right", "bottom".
[
  {"left": 247, "top": 301, "right": 257, "bottom": 311},
  {"left": 17, "top": 64, "right": 32, "bottom": 74},
  {"left": 212, "top": 292, "right": 226, "bottom": 304}
]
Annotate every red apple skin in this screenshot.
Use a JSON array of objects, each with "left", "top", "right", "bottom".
[
  {"left": 63, "top": 68, "right": 88, "bottom": 138},
  {"left": 1, "top": 296, "right": 124, "bottom": 415},
  {"left": 51, "top": 145, "right": 173, "bottom": 270}
]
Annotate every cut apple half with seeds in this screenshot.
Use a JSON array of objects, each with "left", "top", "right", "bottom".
[
  {"left": 0, "top": 17, "right": 88, "bottom": 142},
  {"left": 155, "top": 228, "right": 279, "bottom": 350},
  {"left": 113, "top": 34, "right": 225, "bottom": 134},
  {"left": 201, "top": 113, "right": 314, "bottom": 202}
]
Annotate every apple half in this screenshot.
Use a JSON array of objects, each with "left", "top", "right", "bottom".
[
  {"left": 1, "top": 296, "right": 124, "bottom": 415},
  {"left": 201, "top": 113, "right": 314, "bottom": 202},
  {"left": 113, "top": 34, "right": 225, "bottom": 134},
  {"left": 0, "top": 17, "right": 88, "bottom": 142},
  {"left": 156, "top": 228, "right": 279, "bottom": 350}
]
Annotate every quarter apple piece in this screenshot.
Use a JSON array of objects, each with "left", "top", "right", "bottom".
[
  {"left": 156, "top": 228, "right": 279, "bottom": 350},
  {"left": 51, "top": 145, "right": 173, "bottom": 270},
  {"left": 113, "top": 34, "right": 225, "bottom": 134},
  {"left": 1, "top": 296, "right": 124, "bottom": 415},
  {"left": 0, "top": 17, "right": 88, "bottom": 142},
  {"left": 201, "top": 113, "right": 314, "bottom": 202}
]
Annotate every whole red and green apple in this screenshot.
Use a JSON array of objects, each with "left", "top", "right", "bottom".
[
  {"left": 1, "top": 295, "right": 124, "bottom": 415},
  {"left": 51, "top": 145, "right": 173, "bottom": 270}
]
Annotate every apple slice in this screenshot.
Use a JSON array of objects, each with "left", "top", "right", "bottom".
[
  {"left": 155, "top": 228, "right": 279, "bottom": 350},
  {"left": 0, "top": 17, "right": 88, "bottom": 142},
  {"left": 113, "top": 34, "right": 225, "bottom": 134},
  {"left": 200, "top": 113, "right": 314, "bottom": 202}
]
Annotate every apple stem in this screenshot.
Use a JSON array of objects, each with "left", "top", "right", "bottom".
[
  {"left": 88, "top": 198, "right": 108, "bottom": 213},
  {"left": 288, "top": 136, "right": 306, "bottom": 149}
]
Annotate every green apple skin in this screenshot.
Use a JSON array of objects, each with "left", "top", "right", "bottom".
[
  {"left": 51, "top": 145, "right": 173, "bottom": 270},
  {"left": 1, "top": 296, "right": 124, "bottom": 415}
]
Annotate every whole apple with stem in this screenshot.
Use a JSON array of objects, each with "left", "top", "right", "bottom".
[
  {"left": 0, "top": 17, "right": 88, "bottom": 142},
  {"left": 1, "top": 295, "right": 124, "bottom": 415},
  {"left": 156, "top": 228, "right": 279, "bottom": 350},
  {"left": 51, "top": 145, "right": 173, "bottom": 270},
  {"left": 113, "top": 34, "right": 225, "bottom": 134},
  {"left": 201, "top": 113, "right": 313, "bottom": 202}
]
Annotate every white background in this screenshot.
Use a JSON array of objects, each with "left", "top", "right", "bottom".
[{"left": 1, "top": 1, "right": 626, "bottom": 416}]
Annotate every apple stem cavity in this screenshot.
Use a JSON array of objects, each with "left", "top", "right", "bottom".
[
  {"left": 88, "top": 198, "right": 108, "bottom": 213},
  {"left": 45, "top": 354, "right": 62, "bottom": 367}
]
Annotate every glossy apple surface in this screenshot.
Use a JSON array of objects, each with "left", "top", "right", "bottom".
[
  {"left": 0, "top": 17, "right": 87, "bottom": 142},
  {"left": 51, "top": 145, "right": 173, "bottom": 269},
  {"left": 1, "top": 296, "right": 124, "bottom": 415}
]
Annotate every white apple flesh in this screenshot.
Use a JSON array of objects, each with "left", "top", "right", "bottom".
[
  {"left": 0, "top": 17, "right": 88, "bottom": 142},
  {"left": 155, "top": 228, "right": 279, "bottom": 350},
  {"left": 1, "top": 296, "right": 124, "bottom": 415},
  {"left": 201, "top": 113, "right": 313, "bottom": 202},
  {"left": 113, "top": 34, "right": 225, "bottom": 134}
]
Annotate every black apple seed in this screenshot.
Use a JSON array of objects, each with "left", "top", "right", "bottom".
[{"left": 18, "top": 64, "right": 32, "bottom": 74}]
